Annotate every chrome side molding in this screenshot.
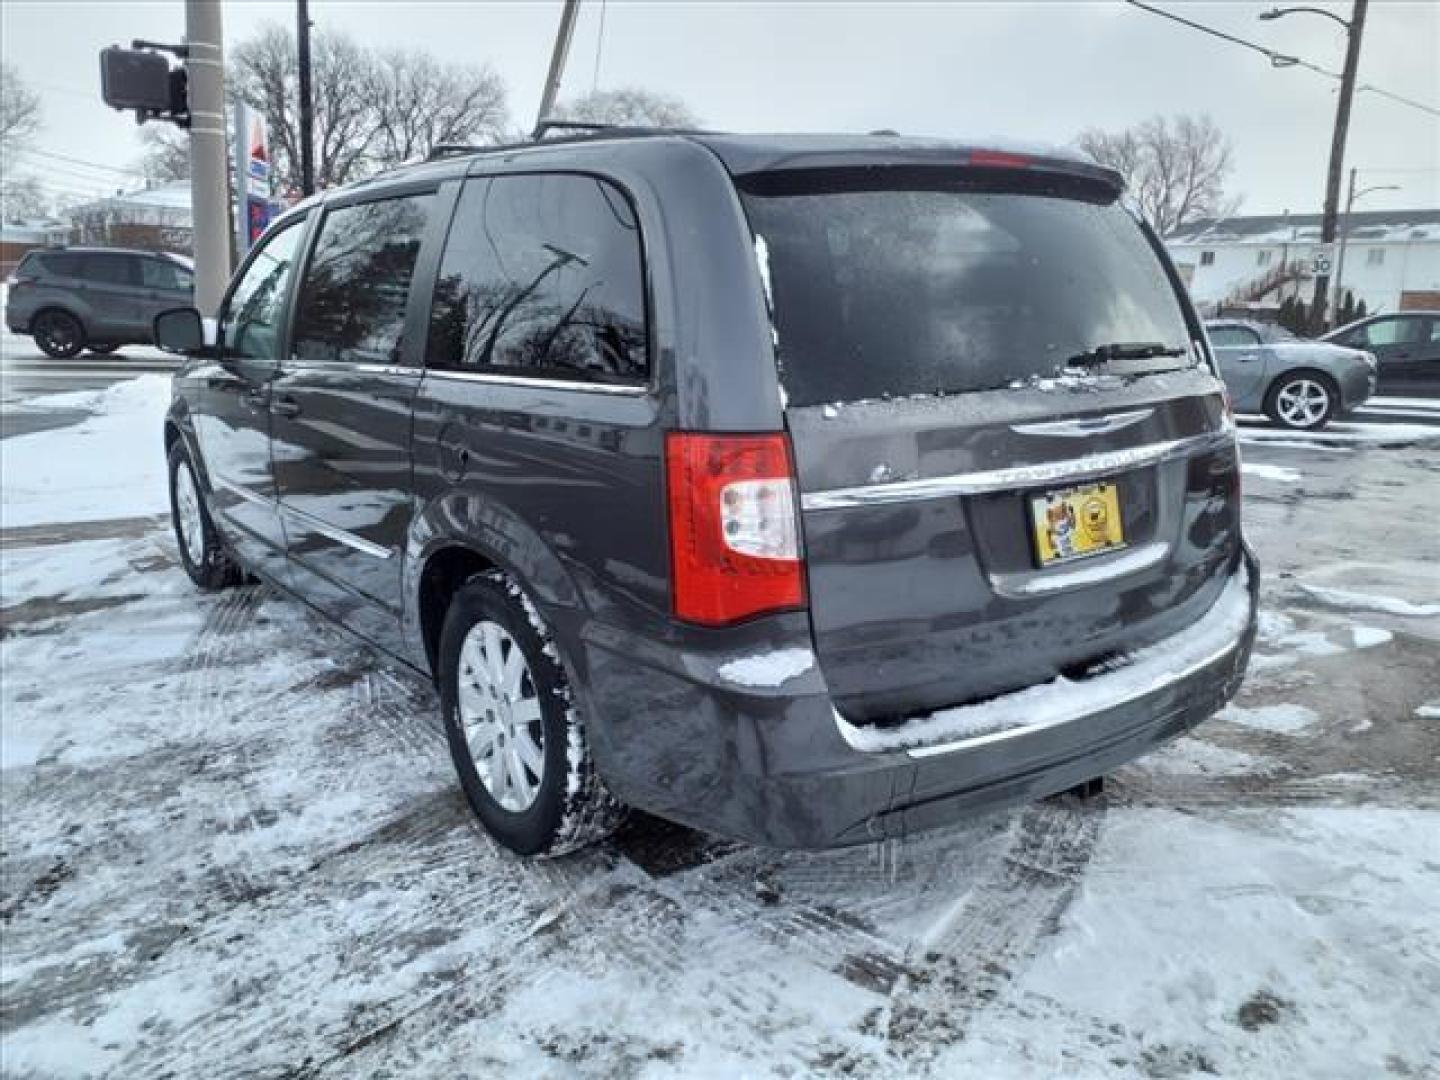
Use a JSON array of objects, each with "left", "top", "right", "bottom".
[{"left": 800, "top": 428, "right": 1232, "bottom": 511}]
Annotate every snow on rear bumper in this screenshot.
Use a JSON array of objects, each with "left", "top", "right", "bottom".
[{"left": 836, "top": 552, "right": 1258, "bottom": 759}]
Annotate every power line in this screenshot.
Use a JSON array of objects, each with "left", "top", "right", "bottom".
[
  {"left": 1122, "top": 0, "right": 1440, "bottom": 119},
  {"left": 11, "top": 147, "right": 147, "bottom": 179}
]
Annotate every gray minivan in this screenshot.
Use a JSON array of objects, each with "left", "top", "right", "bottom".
[
  {"left": 5, "top": 246, "right": 194, "bottom": 357},
  {"left": 155, "top": 130, "right": 1259, "bottom": 857}
]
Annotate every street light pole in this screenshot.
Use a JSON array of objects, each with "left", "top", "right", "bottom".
[
  {"left": 1312, "top": 0, "right": 1367, "bottom": 333},
  {"left": 534, "top": 0, "right": 580, "bottom": 137},
  {"left": 1330, "top": 168, "right": 1401, "bottom": 321}
]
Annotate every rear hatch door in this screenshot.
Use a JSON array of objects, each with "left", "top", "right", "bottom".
[{"left": 739, "top": 163, "right": 1241, "bottom": 722}]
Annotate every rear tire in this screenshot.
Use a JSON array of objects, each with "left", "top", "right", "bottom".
[
  {"left": 32, "top": 310, "right": 85, "bottom": 359},
  {"left": 1264, "top": 370, "right": 1337, "bottom": 431},
  {"left": 439, "top": 571, "right": 625, "bottom": 857},
  {"left": 168, "top": 441, "right": 242, "bottom": 591}
]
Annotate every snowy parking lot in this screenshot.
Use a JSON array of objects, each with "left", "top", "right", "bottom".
[{"left": 3, "top": 371, "right": 1439, "bottom": 1077}]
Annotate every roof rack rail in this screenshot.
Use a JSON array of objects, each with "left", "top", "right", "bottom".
[
  {"left": 531, "top": 118, "right": 616, "bottom": 140},
  {"left": 427, "top": 143, "right": 487, "bottom": 160}
]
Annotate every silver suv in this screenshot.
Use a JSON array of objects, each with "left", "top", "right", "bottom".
[{"left": 5, "top": 246, "right": 194, "bottom": 357}]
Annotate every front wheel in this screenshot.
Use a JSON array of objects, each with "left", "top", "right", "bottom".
[
  {"left": 168, "top": 442, "right": 242, "bottom": 591},
  {"left": 439, "top": 572, "right": 624, "bottom": 857},
  {"left": 1265, "top": 371, "right": 1337, "bottom": 431},
  {"left": 32, "top": 310, "right": 86, "bottom": 359}
]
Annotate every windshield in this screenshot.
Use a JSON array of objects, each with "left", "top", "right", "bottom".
[{"left": 741, "top": 171, "right": 1194, "bottom": 406}]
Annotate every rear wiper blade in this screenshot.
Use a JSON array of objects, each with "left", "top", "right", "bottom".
[{"left": 1065, "top": 342, "right": 1188, "bottom": 368}]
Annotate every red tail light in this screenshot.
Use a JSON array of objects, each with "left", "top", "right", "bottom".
[
  {"left": 665, "top": 432, "right": 807, "bottom": 626},
  {"left": 968, "top": 149, "right": 1032, "bottom": 169}
]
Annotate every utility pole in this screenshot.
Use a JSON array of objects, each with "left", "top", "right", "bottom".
[
  {"left": 185, "top": 0, "right": 231, "bottom": 316},
  {"left": 1309, "top": 0, "right": 1368, "bottom": 333},
  {"left": 296, "top": 0, "right": 316, "bottom": 195},
  {"left": 534, "top": 0, "right": 580, "bottom": 137}
]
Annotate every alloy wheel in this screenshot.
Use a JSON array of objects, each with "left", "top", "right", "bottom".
[
  {"left": 173, "top": 460, "right": 206, "bottom": 566},
  {"left": 1276, "top": 378, "right": 1330, "bottom": 429},
  {"left": 457, "top": 620, "right": 545, "bottom": 813}
]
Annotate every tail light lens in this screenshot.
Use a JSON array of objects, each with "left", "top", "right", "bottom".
[{"left": 665, "top": 432, "right": 806, "bottom": 625}]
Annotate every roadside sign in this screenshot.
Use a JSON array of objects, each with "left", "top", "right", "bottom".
[
  {"left": 1311, "top": 246, "right": 1334, "bottom": 276},
  {"left": 232, "top": 105, "right": 274, "bottom": 254}
]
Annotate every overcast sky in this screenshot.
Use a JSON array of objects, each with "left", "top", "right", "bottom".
[{"left": 3, "top": 1, "right": 1436, "bottom": 216}]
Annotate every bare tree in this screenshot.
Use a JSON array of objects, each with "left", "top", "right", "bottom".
[
  {"left": 138, "top": 126, "right": 191, "bottom": 184},
  {"left": 230, "top": 24, "right": 510, "bottom": 193},
  {"left": 1, "top": 61, "right": 42, "bottom": 156},
  {"left": 0, "top": 174, "right": 50, "bottom": 221},
  {"left": 1077, "top": 114, "right": 1238, "bottom": 236},
  {"left": 559, "top": 87, "right": 698, "bottom": 128},
  {"left": 366, "top": 49, "right": 508, "bottom": 161}
]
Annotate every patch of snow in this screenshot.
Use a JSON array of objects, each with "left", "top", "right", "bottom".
[
  {"left": 1242, "top": 463, "right": 1301, "bottom": 483},
  {"left": 978, "top": 807, "right": 1440, "bottom": 1077},
  {"left": 717, "top": 647, "right": 815, "bottom": 688},
  {"left": 1415, "top": 703, "right": 1440, "bottom": 720},
  {"left": 1138, "top": 736, "right": 1278, "bottom": 778},
  {"left": 1, "top": 374, "right": 171, "bottom": 528},
  {"left": 841, "top": 564, "right": 1252, "bottom": 753},
  {"left": 1221, "top": 703, "right": 1320, "bottom": 735},
  {"left": 1298, "top": 583, "right": 1440, "bottom": 618},
  {"left": 1350, "top": 626, "right": 1392, "bottom": 649},
  {"left": 821, "top": 403, "right": 839, "bottom": 419}
]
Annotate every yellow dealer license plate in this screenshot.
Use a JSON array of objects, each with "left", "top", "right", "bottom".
[{"left": 1030, "top": 482, "right": 1126, "bottom": 567}]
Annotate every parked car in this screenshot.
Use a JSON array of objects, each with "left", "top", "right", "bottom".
[
  {"left": 1322, "top": 312, "right": 1440, "bottom": 397},
  {"left": 1205, "top": 319, "right": 1376, "bottom": 430},
  {"left": 3, "top": 246, "right": 194, "bottom": 358},
  {"left": 156, "top": 130, "right": 1258, "bottom": 857}
]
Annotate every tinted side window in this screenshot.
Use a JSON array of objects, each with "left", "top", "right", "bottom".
[
  {"left": 1362, "top": 317, "right": 1423, "bottom": 347},
  {"left": 428, "top": 174, "right": 648, "bottom": 383},
  {"left": 1209, "top": 326, "right": 1259, "bottom": 348},
  {"left": 222, "top": 218, "right": 307, "bottom": 364},
  {"left": 83, "top": 254, "right": 139, "bottom": 287},
  {"left": 142, "top": 258, "right": 193, "bottom": 291},
  {"left": 291, "top": 193, "right": 435, "bottom": 366}
]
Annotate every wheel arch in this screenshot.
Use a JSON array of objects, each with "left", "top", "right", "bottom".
[{"left": 405, "top": 497, "right": 590, "bottom": 683}]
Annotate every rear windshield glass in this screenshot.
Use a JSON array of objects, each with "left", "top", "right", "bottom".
[{"left": 740, "top": 171, "right": 1194, "bottom": 406}]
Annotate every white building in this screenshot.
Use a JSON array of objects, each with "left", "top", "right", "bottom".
[{"left": 1167, "top": 209, "right": 1440, "bottom": 319}]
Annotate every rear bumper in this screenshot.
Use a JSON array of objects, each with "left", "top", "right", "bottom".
[{"left": 579, "top": 545, "right": 1259, "bottom": 849}]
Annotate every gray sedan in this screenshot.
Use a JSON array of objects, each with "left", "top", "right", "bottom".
[{"left": 1206, "top": 320, "right": 1376, "bottom": 430}]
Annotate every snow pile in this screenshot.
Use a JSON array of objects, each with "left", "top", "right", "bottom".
[
  {"left": 1297, "top": 583, "right": 1440, "bottom": 618},
  {"left": 1, "top": 374, "right": 172, "bottom": 528},
  {"left": 1415, "top": 703, "right": 1440, "bottom": 720},
  {"left": 1350, "top": 626, "right": 1393, "bottom": 648},
  {"left": 1220, "top": 703, "right": 1319, "bottom": 735},
  {"left": 1242, "top": 463, "right": 1301, "bottom": 483},
  {"left": 840, "top": 564, "right": 1252, "bottom": 754},
  {"left": 717, "top": 647, "right": 815, "bottom": 688}
]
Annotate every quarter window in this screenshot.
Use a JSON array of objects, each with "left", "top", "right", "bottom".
[
  {"left": 292, "top": 193, "right": 436, "bottom": 366},
  {"left": 428, "top": 174, "right": 649, "bottom": 384}
]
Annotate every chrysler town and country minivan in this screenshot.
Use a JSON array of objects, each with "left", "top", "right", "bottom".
[{"left": 155, "top": 130, "right": 1259, "bottom": 857}]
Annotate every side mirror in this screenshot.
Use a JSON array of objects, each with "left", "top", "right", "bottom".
[{"left": 153, "top": 307, "right": 213, "bottom": 355}]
